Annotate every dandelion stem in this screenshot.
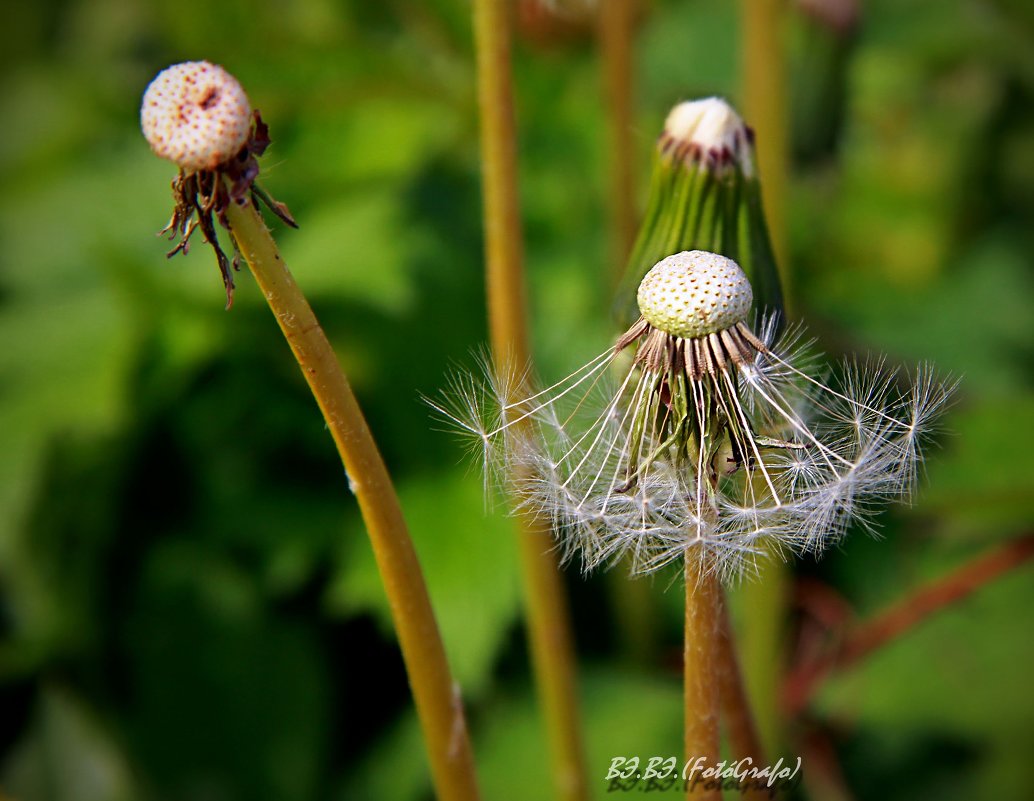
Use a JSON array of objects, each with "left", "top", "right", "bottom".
[
  {"left": 738, "top": 559, "right": 789, "bottom": 757},
  {"left": 684, "top": 558, "right": 722, "bottom": 800},
  {"left": 717, "top": 589, "right": 769, "bottom": 799},
  {"left": 739, "top": 0, "right": 792, "bottom": 756},
  {"left": 740, "top": 0, "right": 790, "bottom": 288},
  {"left": 598, "top": 0, "right": 637, "bottom": 282},
  {"left": 472, "top": 1, "right": 589, "bottom": 799},
  {"left": 798, "top": 726, "right": 855, "bottom": 801},
  {"left": 224, "top": 196, "right": 481, "bottom": 801}
]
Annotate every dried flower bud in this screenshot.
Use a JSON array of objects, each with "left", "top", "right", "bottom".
[
  {"left": 143, "top": 62, "right": 295, "bottom": 308},
  {"left": 661, "top": 97, "right": 754, "bottom": 177},
  {"left": 141, "top": 61, "right": 252, "bottom": 172}
]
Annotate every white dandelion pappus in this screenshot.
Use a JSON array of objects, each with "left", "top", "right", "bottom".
[{"left": 433, "top": 251, "right": 954, "bottom": 581}]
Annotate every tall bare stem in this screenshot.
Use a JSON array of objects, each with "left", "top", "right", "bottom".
[
  {"left": 717, "top": 589, "right": 769, "bottom": 799},
  {"left": 598, "top": 0, "right": 637, "bottom": 280},
  {"left": 684, "top": 560, "right": 721, "bottom": 801},
  {"left": 739, "top": 0, "right": 792, "bottom": 755},
  {"left": 741, "top": 0, "right": 790, "bottom": 286},
  {"left": 472, "top": 1, "right": 589, "bottom": 799},
  {"left": 225, "top": 197, "right": 481, "bottom": 801}
]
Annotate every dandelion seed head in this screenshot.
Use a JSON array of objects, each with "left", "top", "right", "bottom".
[
  {"left": 432, "top": 250, "right": 954, "bottom": 581},
  {"left": 637, "top": 250, "right": 753, "bottom": 339},
  {"left": 141, "top": 61, "right": 252, "bottom": 172}
]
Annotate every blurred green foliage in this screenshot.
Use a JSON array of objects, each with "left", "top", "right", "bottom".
[{"left": 1, "top": 1, "right": 1032, "bottom": 799}]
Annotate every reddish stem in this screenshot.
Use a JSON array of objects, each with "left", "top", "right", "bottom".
[
  {"left": 798, "top": 724, "right": 856, "bottom": 801},
  {"left": 784, "top": 534, "right": 1034, "bottom": 714}
]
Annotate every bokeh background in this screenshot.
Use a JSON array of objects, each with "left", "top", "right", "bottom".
[{"left": 1, "top": 1, "right": 1033, "bottom": 799}]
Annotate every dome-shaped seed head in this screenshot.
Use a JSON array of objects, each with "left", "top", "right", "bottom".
[
  {"left": 637, "top": 251, "right": 753, "bottom": 339},
  {"left": 141, "top": 61, "right": 252, "bottom": 172}
]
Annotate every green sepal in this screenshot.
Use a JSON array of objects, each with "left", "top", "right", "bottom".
[
  {"left": 740, "top": 178, "right": 785, "bottom": 334},
  {"left": 612, "top": 142, "right": 787, "bottom": 337}
]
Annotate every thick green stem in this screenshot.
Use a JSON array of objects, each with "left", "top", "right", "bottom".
[
  {"left": 225, "top": 197, "right": 481, "bottom": 801},
  {"left": 684, "top": 560, "right": 722, "bottom": 801},
  {"left": 472, "top": 2, "right": 589, "bottom": 799}
]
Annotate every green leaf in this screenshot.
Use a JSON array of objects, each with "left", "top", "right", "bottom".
[
  {"left": 1, "top": 685, "right": 138, "bottom": 801},
  {"left": 806, "top": 233, "right": 1034, "bottom": 393},
  {"left": 0, "top": 148, "right": 168, "bottom": 649},
  {"left": 328, "top": 469, "right": 522, "bottom": 695},
  {"left": 122, "top": 541, "right": 331, "bottom": 801},
  {"left": 475, "top": 668, "right": 682, "bottom": 801},
  {"left": 817, "top": 563, "right": 1034, "bottom": 801},
  {"left": 279, "top": 188, "right": 420, "bottom": 314},
  {"left": 340, "top": 667, "right": 683, "bottom": 801},
  {"left": 920, "top": 396, "right": 1034, "bottom": 537}
]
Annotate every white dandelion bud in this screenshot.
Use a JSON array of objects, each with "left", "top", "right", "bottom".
[
  {"left": 661, "top": 97, "right": 754, "bottom": 177},
  {"left": 434, "top": 251, "right": 954, "bottom": 580},
  {"left": 618, "top": 98, "right": 782, "bottom": 332},
  {"left": 141, "top": 61, "right": 252, "bottom": 173}
]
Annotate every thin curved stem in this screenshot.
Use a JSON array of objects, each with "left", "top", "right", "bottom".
[{"left": 225, "top": 197, "right": 481, "bottom": 801}]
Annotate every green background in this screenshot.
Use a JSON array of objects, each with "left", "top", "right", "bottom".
[{"left": 1, "top": 0, "right": 1032, "bottom": 799}]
